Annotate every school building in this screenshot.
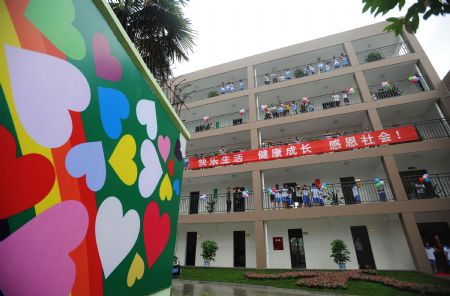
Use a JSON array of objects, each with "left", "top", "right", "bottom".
[{"left": 173, "top": 22, "right": 450, "bottom": 273}]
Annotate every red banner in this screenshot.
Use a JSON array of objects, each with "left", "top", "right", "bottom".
[{"left": 188, "top": 126, "right": 419, "bottom": 170}]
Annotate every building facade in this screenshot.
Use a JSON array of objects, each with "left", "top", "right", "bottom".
[{"left": 174, "top": 22, "right": 450, "bottom": 274}]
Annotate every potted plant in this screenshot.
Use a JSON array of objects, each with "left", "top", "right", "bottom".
[
  {"left": 200, "top": 240, "right": 218, "bottom": 267},
  {"left": 207, "top": 90, "right": 218, "bottom": 98},
  {"left": 330, "top": 239, "right": 351, "bottom": 270},
  {"left": 294, "top": 68, "right": 305, "bottom": 78},
  {"left": 365, "top": 51, "right": 384, "bottom": 63}
]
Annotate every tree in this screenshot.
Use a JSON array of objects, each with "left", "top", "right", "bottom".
[
  {"left": 109, "top": 0, "right": 196, "bottom": 84},
  {"left": 362, "top": 0, "right": 450, "bottom": 35}
]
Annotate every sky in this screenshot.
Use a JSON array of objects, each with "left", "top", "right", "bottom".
[{"left": 173, "top": 0, "right": 450, "bottom": 79}]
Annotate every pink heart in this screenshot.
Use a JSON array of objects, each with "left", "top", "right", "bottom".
[
  {"left": 0, "top": 201, "right": 88, "bottom": 296},
  {"left": 143, "top": 202, "right": 170, "bottom": 269},
  {"left": 93, "top": 32, "right": 122, "bottom": 81},
  {"left": 157, "top": 135, "right": 171, "bottom": 162}
]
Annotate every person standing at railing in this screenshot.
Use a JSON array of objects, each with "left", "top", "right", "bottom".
[
  {"left": 325, "top": 61, "right": 331, "bottom": 72},
  {"left": 332, "top": 91, "right": 341, "bottom": 107},
  {"left": 415, "top": 181, "right": 426, "bottom": 199},
  {"left": 220, "top": 83, "right": 225, "bottom": 95},
  {"left": 225, "top": 82, "right": 231, "bottom": 93},
  {"left": 264, "top": 74, "right": 270, "bottom": 85},
  {"left": 342, "top": 90, "right": 349, "bottom": 105},
  {"left": 317, "top": 58, "right": 325, "bottom": 74},
  {"left": 271, "top": 72, "right": 278, "bottom": 83},
  {"left": 285, "top": 68, "right": 292, "bottom": 80},
  {"left": 302, "top": 185, "right": 310, "bottom": 207},
  {"left": 239, "top": 80, "right": 245, "bottom": 91},
  {"left": 332, "top": 55, "right": 341, "bottom": 69},
  {"left": 226, "top": 187, "right": 232, "bottom": 213},
  {"left": 230, "top": 82, "right": 235, "bottom": 92},
  {"left": 352, "top": 184, "right": 361, "bottom": 203},
  {"left": 341, "top": 53, "right": 349, "bottom": 67},
  {"left": 376, "top": 182, "right": 387, "bottom": 201},
  {"left": 184, "top": 152, "right": 190, "bottom": 171}
]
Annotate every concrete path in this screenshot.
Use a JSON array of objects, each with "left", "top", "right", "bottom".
[{"left": 172, "top": 280, "right": 343, "bottom": 296}]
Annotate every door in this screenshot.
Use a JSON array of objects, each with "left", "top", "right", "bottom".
[
  {"left": 399, "top": 170, "right": 434, "bottom": 199},
  {"left": 185, "top": 232, "right": 197, "bottom": 266},
  {"left": 288, "top": 229, "right": 306, "bottom": 268},
  {"left": 189, "top": 191, "right": 200, "bottom": 214},
  {"left": 351, "top": 226, "right": 376, "bottom": 269},
  {"left": 233, "top": 231, "right": 246, "bottom": 267},
  {"left": 418, "top": 222, "right": 450, "bottom": 273},
  {"left": 340, "top": 177, "right": 356, "bottom": 204}
]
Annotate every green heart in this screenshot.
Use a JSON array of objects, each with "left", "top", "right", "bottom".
[{"left": 25, "top": 0, "right": 86, "bottom": 60}]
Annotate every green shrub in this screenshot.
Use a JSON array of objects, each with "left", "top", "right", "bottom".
[
  {"left": 330, "top": 239, "right": 351, "bottom": 264},
  {"left": 200, "top": 240, "right": 218, "bottom": 261}
]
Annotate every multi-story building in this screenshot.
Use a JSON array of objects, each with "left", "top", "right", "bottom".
[{"left": 173, "top": 22, "right": 450, "bottom": 274}]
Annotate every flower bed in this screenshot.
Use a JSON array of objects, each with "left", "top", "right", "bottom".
[{"left": 244, "top": 270, "right": 450, "bottom": 295}]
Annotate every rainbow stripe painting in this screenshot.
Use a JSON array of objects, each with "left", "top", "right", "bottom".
[{"left": 0, "top": 0, "right": 190, "bottom": 295}]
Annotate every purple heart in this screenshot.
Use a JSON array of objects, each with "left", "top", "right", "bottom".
[
  {"left": 93, "top": 32, "right": 122, "bottom": 81},
  {"left": 65, "top": 141, "right": 106, "bottom": 191},
  {"left": 0, "top": 200, "right": 88, "bottom": 296}
]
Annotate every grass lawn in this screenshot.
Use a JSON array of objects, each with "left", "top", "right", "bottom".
[{"left": 179, "top": 266, "right": 450, "bottom": 296}]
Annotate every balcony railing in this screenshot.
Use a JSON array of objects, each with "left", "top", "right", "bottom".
[
  {"left": 257, "top": 89, "right": 362, "bottom": 120},
  {"left": 368, "top": 76, "right": 431, "bottom": 100},
  {"left": 179, "top": 192, "right": 254, "bottom": 215},
  {"left": 184, "top": 112, "right": 249, "bottom": 134},
  {"left": 181, "top": 78, "right": 248, "bottom": 103},
  {"left": 254, "top": 54, "right": 350, "bottom": 87},
  {"left": 355, "top": 42, "right": 411, "bottom": 64},
  {"left": 387, "top": 118, "right": 450, "bottom": 141},
  {"left": 400, "top": 173, "right": 450, "bottom": 200},
  {"left": 262, "top": 179, "right": 394, "bottom": 210}
]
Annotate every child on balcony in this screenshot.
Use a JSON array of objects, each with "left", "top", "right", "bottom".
[
  {"left": 302, "top": 185, "right": 310, "bottom": 207},
  {"left": 341, "top": 53, "right": 349, "bottom": 67},
  {"left": 352, "top": 184, "right": 361, "bottom": 203},
  {"left": 342, "top": 90, "right": 349, "bottom": 105},
  {"left": 239, "top": 80, "right": 245, "bottom": 90}
]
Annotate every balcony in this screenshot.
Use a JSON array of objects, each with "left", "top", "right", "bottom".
[
  {"left": 253, "top": 44, "right": 348, "bottom": 87},
  {"left": 364, "top": 61, "right": 432, "bottom": 101},
  {"left": 262, "top": 179, "right": 394, "bottom": 210},
  {"left": 186, "top": 131, "right": 251, "bottom": 159},
  {"left": 179, "top": 68, "right": 247, "bottom": 103},
  {"left": 355, "top": 42, "right": 411, "bottom": 64},
  {"left": 180, "top": 96, "right": 249, "bottom": 134},
  {"left": 256, "top": 74, "right": 361, "bottom": 121},
  {"left": 179, "top": 192, "right": 254, "bottom": 215},
  {"left": 400, "top": 173, "right": 450, "bottom": 200}
]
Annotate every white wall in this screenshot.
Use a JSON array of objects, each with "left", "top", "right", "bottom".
[
  {"left": 395, "top": 148, "right": 450, "bottom": 174},
  {"left": 176, "top": 222, "right": 256, "bottom": 268},
  {"left": 265, "top": 214, "right": 415, "bottom": 270}
]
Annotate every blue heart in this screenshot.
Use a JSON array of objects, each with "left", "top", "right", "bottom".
[
  {"left": 65, "top": 141, "right": 106, "bottom": 191},
  {"left": 98, "top": 87, "right": 130, "bottom": 139},
  {"left": 173, "top": 179, "right": 180, "bottom": 196}
]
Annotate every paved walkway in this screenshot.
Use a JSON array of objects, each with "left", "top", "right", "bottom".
[{"left": 172, "top": 280, "right": 343, "bottom": 296}]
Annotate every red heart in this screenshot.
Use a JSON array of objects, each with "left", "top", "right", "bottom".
[
  {"left": 168, "top": 159, "right": 174, "bottom": 176},
  {"left": 143, "top": 201, "right": 170, "bottom": 269},
  {"left": 0, "top": 126, "right": 55, "bottom": 219}
]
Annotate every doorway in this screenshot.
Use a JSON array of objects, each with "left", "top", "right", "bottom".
[
  {"left": 189, "top": 191, "right": 200, "bottom": 214},
  {"left": 288, "top": 229, "right": 306, "bottom": 268},
  {"left": 350, "top": 226, "right": 376, "bottom": 269},
  {"left": 340, "top": 177, "right": 356, "bottom": 204},
  {"left": 418, "top": 222, "right": 450, "bottom": 273},
  {"left": 185, "top": 232, "right": 197, "bottom": 266},
  {"left": 233, "top": 231, "right": 246, "bottom": 267}
]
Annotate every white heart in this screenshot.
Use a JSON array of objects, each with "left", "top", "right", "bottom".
[
  {"left": 138, "top": 139, "right": 163, "bottom": 198},
  {"left": 136, "top": 99, "right": 157, "bottom": 140},
  {"left": 179, "top": 133, "right": 187, "bottom": 157},
  {"left": 95, "top": 196, "right": 140, "bottom": 278}
]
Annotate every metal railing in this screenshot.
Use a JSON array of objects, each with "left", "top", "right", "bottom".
[
  {"left": 184, "top": 112, "right": 249, "bottom": 134},
  {"left": 355, "top": 42, "right": 411, "bottom": 64},
  {"left": 368, "top": 76, "right": 431, "bottom": 100},
  {"left": 262, "top": 179, "right": 394, "bottom": 210},
  {"left": 257, "top": 90, "right": 362, "bottom": 120},
  {"left": 254, "top": 54, "right": 350, "bottom": 87},
  {"left": 400, "top": 173, "right": 450, "bottom": 200},
  {"left": 386, "top": 118, "right": 450, "bottom": 140},
  {"left": 180, "top": 78, "right": 248, "bottom": 103},
  {"left": 179, "top": 192, "right": 254, "bottom": 215}
]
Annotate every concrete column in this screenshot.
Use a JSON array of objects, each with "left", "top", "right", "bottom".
[
  {"left": 367, "top": 109, "right": 383, "bottom": 130},
  {"left": 252, "top": 170, "right": 263, "bottom": 212},
  {"left": 248, "top": 93, "right": 257, "bottom": 122},
  {"left": 382, "top": 155, "right": 408, "bottom": 201},
  {"left": 354, "top": 71, "right": 372, "bottom": 103},
  {"left": 247, "top": 65, "right": 255, "bottom": 89},
  {"left": 344, "top": 41, "right": 359, "bottom": 66},
  {"left": 254, "top": 220, "right": 267, "bottom": 269},
  {"left": 399, "top": 212, "right": 433, "bottom": 274},
  {"left": 402, "top": 31, "right": 424, "bottom": 54},
  {"left": 418, "top": 58, "right": 445, "bottom": 91},
  {"left": 438, "top": 98, "right": 450, "bottom": 119},
  {"left": 250, "top": 128, "right": 260, "bottom": 149}
]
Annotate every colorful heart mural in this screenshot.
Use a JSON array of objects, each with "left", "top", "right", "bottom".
[{"left": 0, "top": 0, "right": 189, "bottom": 295}]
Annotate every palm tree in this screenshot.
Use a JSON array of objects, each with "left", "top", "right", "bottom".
[{"left": 109, "top": 0, "right": 196, "bottom": 84}]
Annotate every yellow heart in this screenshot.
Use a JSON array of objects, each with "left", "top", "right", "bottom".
[
  {"left": 127, "top": 253, "right": 144, "bottom": 287},
  {"left": 108, "top": 134, "right": 137, "bottom": 185},
  {"left": 159, "top": 173, "right": 172, "bottom": 201}
]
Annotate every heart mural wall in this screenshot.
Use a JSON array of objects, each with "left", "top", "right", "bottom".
[{"left": 0, "top": 0, "right": 189, "bottom": 295}]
